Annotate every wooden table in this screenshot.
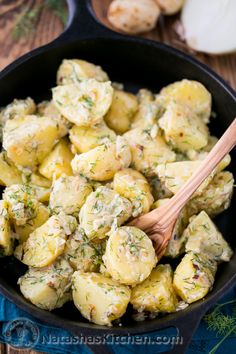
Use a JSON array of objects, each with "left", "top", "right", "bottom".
[{"left": 0, "top": 1, "right": 235, "bottom": 353}]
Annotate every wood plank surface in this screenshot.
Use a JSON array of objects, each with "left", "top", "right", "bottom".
[{"left": 0, "top": 0, "right": 235, "bottom": 354}]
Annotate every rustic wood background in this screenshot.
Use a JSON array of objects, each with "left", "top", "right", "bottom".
[{"left": 0, "top": 0, "right": 235, "bottom": 353}]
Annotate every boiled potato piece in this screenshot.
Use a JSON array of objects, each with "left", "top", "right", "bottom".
[
  {"left": 14, "top": 204, "right": 50, "bottom": 243},
  {"left": 0, "top": 200, "right": 13, "bottom": 256},
  {"left": 156, "top": 161, "right": 214, "bottom": 196},
  {"left": 3, "top": 115, "right": 60, "bottom": 169},
  {"left": 3, "top": 184, "right": 39, "bottom": 226},
  {"left": 158, "top": 79, "right": 212, "bottom": 123},
  {"left": 159, "top": 102, "right": 209, "bottom": 152},
  {"left": 52, "top": 80, "right": 113, "bottom": 126},
  {"left": 184, "top": 211, "right": 233, "bottom": 262},
  {"left": 29, "top": 172, "right": 51, "bottom": 188},
  {"left": 105, "top": 90, "right": 138, "bottom": 134},
  {"left": 188, "top": 171, "right": 234, "bottom": 217},
  {"left": 173, "top": 252, "right": 217, "bottom": 304},
  {"left": 124, "top": 127, "right": 176, "bottom": 176},
  {"left": 132, "top": 89, "right": 162, "bottom": 129},
  {"left": 155, "top": 0, "right": 185, "bottom": 15},
  {"left": 0, "top": 152, "right": 22, "bottom": 186},
  {"left": 64, "top": 228, "right": 105, "bottom": 271},
  {"left": 79, "top": 186, "right": 132, "bottom": 240},
  {"left": 57, "top": 59, "right": 109, "bottom": 85},
  {"left": 103, "top": 226, "right": 157, "bottom": 285},
  {"left": 153, "top": 198, "right": 189, "bottom": 258},
  {"left": 131, "top": 264, "right": 178, "bottom": 313},
  {"left": 71, "top": 136, "right": 131, "bottom": 181},
  {"left": 72, "top": 272, "right": 131, "bottom": 326},
  {"left": 113, "top": 168, "right": 154, "bottom": 216},
  {"left": 69, "top": 121, "right": 116, "bottom": 153},
  {"left": 0, "top": 97, "right": 36, "bottom": 137},
  {"left": 39, "top": 139, "right": 74, "bottom": 180},
  {"left": 18, "top": 257, "right": 73, "bottom": 311},
  {"left": 37, "top": 100, "right": 70, "bottom": 137},
  {"left": 21, "top": 213, "right": 77, "bottom": 267},
  {"left": 50, "top": 175, "right": 92, "bottom": 215},
  {"left": 108, "top": 0, "right": 160, "bottom": 34}
]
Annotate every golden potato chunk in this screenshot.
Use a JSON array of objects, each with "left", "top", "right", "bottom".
[
  {"left": 72, "top": 272, "right": 131, "bottom": 326},
  {"left": 155, "top": 0, "right": 185, "bottom": 15},
  {"left": 103, "top": 226, "right": 157, "bottom": 285},
  {"left": 39, "top": 139, "right": 74, "bottom": 180},
  {"left": 132, "top": 89, "right": 162, "bottom": 129},
  {"left": 37, "top": 100, "right": 70, "bottom": 137},
  {"left": 14, "top": 203, "right": 50, "bottom": 243},
  {"left": 64, "top": 228, "right": 105, "bottom": 271},
  {"left": 52, "top": 80, "right": 113, "bottom": 126},
  {"left": 50, "top": 175, "right": 92, "bottom": 215},
  {"left": 105, "top": 90, "right": 138, "bottom": 134},
  {"left": 21, "top": 213, "right": 77, "bottom": 267},
  {"left": 71, "top": 136, "right": 131, "bottom": 181},
  {"left": 18, "top": 257, "right": 73, "bottom": 311},
  {"left": 57, "top": 59, "right": 109, "bottom": 85},
  {"left": 0, "top": 97, "right": 36, "bottom": 135},
  {"left": 0, "top": 152, "right": 22, "bottom": 186},
  {"left": 0, "top": 200, "right": 13, "bottom": 256},
  {"left": 3, "top": 184, "right": 39, "bottom": 226},
  {"left": 184, "top": 211, "right": 233, "bottom": 262},
  {"left": 173, "top": 252, "right": 217, "bottom": 304},
  {"left": 3, "top": 115, "right": 60, "bottom": 169},
  {"left": 124, "top": 127, "right": 176, "bottom": 176},
  {"left": 156, "top": 161, "right": 214, "bottom": 196},
  {"left": 131, "top": 264, "right": 178, "bottom": 313},
  {"left": 159, "top": 79, "right": 212, "bottom": 123},
  {"left": 69, "top": 121, "right": 116, "bottom": 153},
  {"left": 79, "top": 186, "right": 132, "bottom": 240},
  {"left": 113, "top": 168, "right": 154, "bottom": 216},
  {"left": 159, "top": 102, "right": 209, "bottom": 152},
  {"left": 188, "top": 171, "right": 234, "bottom": 217}
]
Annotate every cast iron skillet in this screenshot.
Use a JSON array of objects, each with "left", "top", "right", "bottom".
[{"left": 0, "top": 1, "right": 235, "bottom": 353}]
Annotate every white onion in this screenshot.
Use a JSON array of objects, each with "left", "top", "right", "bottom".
[{"left": 181, "top": 0, "right": 236, "bottom": 54}]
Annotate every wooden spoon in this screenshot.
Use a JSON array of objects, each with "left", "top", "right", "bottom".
[{"left": 130, "top": 118, "right": 236, "bottom": 260}]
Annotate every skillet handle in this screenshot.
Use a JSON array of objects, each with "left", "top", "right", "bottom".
[{"left": 58, "top": 0, "right": 120, "bottom": 42}]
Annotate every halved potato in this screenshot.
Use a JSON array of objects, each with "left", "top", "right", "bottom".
[
  {"left": 131, "top": 264, "right": 178, "bottom": 313},
  {"left": 72, "top": 272, "right": 131, "bottom": 326},
  {"left": 0, "top": 200, "right": 13, "bottom": 256},
  {"left": 0, "top": 152, "right": 22, "bottom": 186},
  {"left": 103, "top": 226, "right": 157, "bottom": 285}
]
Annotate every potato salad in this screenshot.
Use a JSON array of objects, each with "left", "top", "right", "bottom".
[{"left": 0, "top": 58, "right": 234, "bottom": 326}]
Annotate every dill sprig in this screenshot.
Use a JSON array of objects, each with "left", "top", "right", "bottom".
[
  {"left": 12, "top": 0, "right": 67, "bottom": 40},
  {"left": 204, "top": 299, "right": 236, "bottom": 354}
]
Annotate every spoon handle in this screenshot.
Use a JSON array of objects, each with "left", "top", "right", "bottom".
[{"left": 159, "top": 118, "right": 236, "bottom": 225}]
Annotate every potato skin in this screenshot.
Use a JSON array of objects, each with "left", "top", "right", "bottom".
[
  {"left": 39, "top": 139, "right": 74, "bottom": 180},
  {"left": 50, "top": 175, "right": 92, "bottom": 215},
  {"left": 105, "top": 90, "right": 138, "bottom": 134},
  {"left": 173, "top": 252, "right": 217, "bottom": 304},
  {"left": 108, "top": 0, "right": 161, "bottom": 34},
  {"left": 18, "top": 257, "right": 73, "bottom": 311},
  {"left": 131, "top": 264, "right": 178, "bottom": 313},
  {"left": 103, "top": 226, "right": 157, "bottom": 285},
  {"left": 0, "top": 200, "right": 13, "bottom": 257},
  {"left": 155, "top": 0, "right": 185, "bottom": 15},
  {"left": 69, "top": 121, "right": 116, "bottom": 153},
  {"left": 21, "top": 213, "right": 77, "bottom": 267},
  {"left": 71, "top": 136, "right": 131, "bottom": 181},
  {"left": 52, "top": 80, "right": 113, "bottom": 127},
  {"left": 124, "top": 127, "right": 176, "bottom": 176},
  {"left": 3, "top": 115, "right": 60, "bottom": 169},
  {"left": 57, "top": 59, "right": 109, "bottom": 85},
  {"left": 72, "top": 271, "right": 131, "bottom": 326},
  {"left": 64, "top": 228, "right": 105, "bottom": 271},
  {"left": 158, "top": 79, "right": 212, "bottom": 123},
  {"left": 113, "top": 168, "right": 154, "bottom": 216},
  {"left": 79, "top": 186, "right": 132, "bottom": 240},
  {"left": 0, "top": 152, "right": 22, "bottom": 186}
]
